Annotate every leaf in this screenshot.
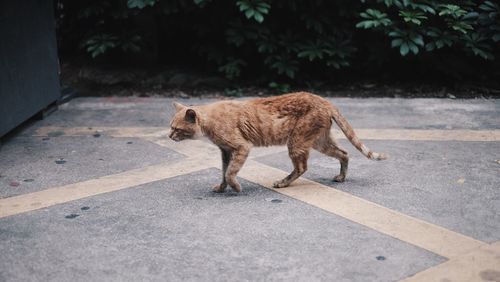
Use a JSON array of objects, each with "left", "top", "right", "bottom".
[
  {"left": 356, "top": 9, "right": 392, "bottom": 29},
  {"left": 193, "top": 0, "right": 211, "bottom": 7},
  {"left": 391, "top": 38, "right": 403, "bottom": 47},
  {"left": 245, "top": 9, "right": 255, "bottom": 19},
  {"left": 408, "top": 42, "right": 419, "bottom": 54},
  {"left": 356, "top": 21, "right": 370, "bottom": 29},
  {"left": 426, "top": 30, "right": 439, "bottom": 37},
  {"left": 425, "top": 42, "right": 435, "bottom": 51},
  {"left": 256, "top": 6, "right": 268, "bottom": 14},
  {"left": 237, "top": 1, "right": 249, "bottom": 11},
  {"left": 400, "top": 42, "right": 409, "bottom": 56},
  {"left": 410, "top": 33, "right": 424, "bottom": 46},
  {"left": 254, "top": 12, "right": 264, "bottom": 23},
  {"left": 127, "top": 0, "right": 157, "bottom": 9},
  {"left": 389, "top": 30, "right": 404, "bottom": 37}
]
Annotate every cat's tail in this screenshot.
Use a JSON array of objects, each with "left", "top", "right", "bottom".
[{"left": 330, "top": 106, "right": 387, "bottom": 161}]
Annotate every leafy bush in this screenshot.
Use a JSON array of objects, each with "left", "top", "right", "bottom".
[
  {"left": 357, "top": 0, "right": 500, "bottom": 59},
  {"left": 56, "top": 0, "right": 500, "bottom": 82}
]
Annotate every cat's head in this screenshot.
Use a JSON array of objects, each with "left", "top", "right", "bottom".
[{"left": 168, "top": 102, "right": 201, "bottom": 142}]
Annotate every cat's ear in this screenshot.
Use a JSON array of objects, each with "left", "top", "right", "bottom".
[
  {"left": 173, "top": 102, "right": 185, "bottom": 112},
  {"left": 185, "top": 109, "right": 197, "bottom": 123}
]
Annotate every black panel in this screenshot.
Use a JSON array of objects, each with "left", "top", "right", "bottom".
[{"left": 0, "top": 0, "right": 60, "bottom": 137}]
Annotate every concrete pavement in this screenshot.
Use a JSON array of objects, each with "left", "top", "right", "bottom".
[{"left": 1, "top": 96, "right": 499, "bottom": 281}]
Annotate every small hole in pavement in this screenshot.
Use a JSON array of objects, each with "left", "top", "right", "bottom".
[{"left": 266, "top": 198, "right": 282, "bottom": 203}]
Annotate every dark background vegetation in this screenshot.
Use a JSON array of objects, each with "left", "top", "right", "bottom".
[{"left": 55, "top": 0, "right": 500, "bottom": 97}]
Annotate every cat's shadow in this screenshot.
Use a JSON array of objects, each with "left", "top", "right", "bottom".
[{"left": 206, "top": 191, "right": 241, "bottom": 198}]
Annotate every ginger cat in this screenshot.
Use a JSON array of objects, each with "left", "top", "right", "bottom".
[{"left": 169, "top": 92, "right": 386, "bottom": 193}]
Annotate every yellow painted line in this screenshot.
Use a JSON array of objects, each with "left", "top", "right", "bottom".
[
  {"left": 0, "top": 158, "right": 216, "bottom": 219},
  {"left": 238, "top": 160, "right": 486, "bottom": 259},
  {"left": 150, "top": 138, "right": 220, "bottom": 157},
  {"left": 34, "top": 126, "right": 168, "bottom": 138},
  {"left": 149, "top": 138, "right": 289, "bottom": 159},
  {"left": 403, "top": 241, "right": 500, "bottom": 282},
  {"left": 34, "top": 126, "right": 500, "bottom": 142}
]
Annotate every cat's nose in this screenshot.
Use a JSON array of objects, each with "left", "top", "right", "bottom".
[{"left": 168, "top": 131, "right": 180, "bottom": 142}]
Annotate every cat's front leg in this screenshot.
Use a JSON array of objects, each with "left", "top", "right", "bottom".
[
  {"left": 224, "top": 146, "right": 250, "bottom": 192},
  {"left": 213, "top": 147, "right": 231, "bottom": 193}
]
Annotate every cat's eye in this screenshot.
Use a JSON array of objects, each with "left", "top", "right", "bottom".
[{"left": 172, "top": 127, "right": 186, "bottom": 134}]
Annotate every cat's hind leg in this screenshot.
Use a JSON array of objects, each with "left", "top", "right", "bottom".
[
  {"left": 313, "top": 132, "right": 349, "bottom": 182},
  {"left": 273, "top": 119, "right": 326, "bottom": 188},
  {"left": 224, "top": 146, "right": 250, "bottom": 192},
  {"left": 213, "top": 147, "right": 231, "bottom": 193}
]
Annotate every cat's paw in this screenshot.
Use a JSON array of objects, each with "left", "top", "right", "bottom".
[
  {"left": 230, "top": 183, "right": 241, "bottom": 193},
  {"left": 333, "top": 175, "right": 345, "bottom": 182},
  {"left": 226, "top": 179, "right": 241, "bottom": 192},
  {"left": 273, "top": 180, "right": 289, "bottom": 188},
  {"left": 212, "top": 183, "right": 227, "bottom": 193}
]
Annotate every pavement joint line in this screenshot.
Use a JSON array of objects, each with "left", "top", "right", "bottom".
[
  {"left": 34, "top": 126, "right": 500, "bottom": 142},
  {"left": 0, "top": 157, "right": 217, "bottom": 219},
  {"left": 402, "top": 241, "right": 500, "bottom": 282}
]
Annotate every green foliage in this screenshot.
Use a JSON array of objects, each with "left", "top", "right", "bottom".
[
  {"left": 356, "top": 9, "right": 392, "bottom": 28},
  {"left": 268, "top": 82, "right": 291, "bottom": 93},
  {"left": 57, "top": 0, "right": 500, "bottom": 81},
  {"left": 82, "top": 34, "right": 118, "bottom": 58},
  {"left": 399, "top": 10, "right": 427, "bottom": 25},
  {"left": 389, "top": 29, "right": 424, "bottom": 55},
  {"left": 218, "top": 58, "right": 247, "bottom": 79},
  {"left": 357, "top": 0, "right": 499, "bottom": 60},
  {"left": 127, "top": 0, "right": 158, "bottom": 9},
  {"left": 236, "top": 0, "right": 270, "bottom": 23},
  {"left": 223, "top": 88, "right": 243, "bottom": 97}
]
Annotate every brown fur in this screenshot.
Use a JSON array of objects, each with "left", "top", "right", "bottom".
[{"left": 169, "top": 92, "right": 386, "bottom": 192}]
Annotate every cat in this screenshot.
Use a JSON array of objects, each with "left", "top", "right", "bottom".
[{"left": 168, "top": 92, "right": 386, "bottom": 193}]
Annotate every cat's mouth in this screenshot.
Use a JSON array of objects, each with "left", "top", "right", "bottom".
[
  {"left": 168, "top": 131, "right": 180, "bottom": 142},
  {"left": 169, "top": 136, "right": 181, "bottom": 142}
]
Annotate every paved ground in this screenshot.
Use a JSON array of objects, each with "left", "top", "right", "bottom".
[{"left": 1, "top": 96, "right": 499, "bottom": 281}]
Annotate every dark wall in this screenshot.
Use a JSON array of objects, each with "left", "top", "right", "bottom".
[{"left": 0, "top": 0, "right": 60, "bottom": 137}]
